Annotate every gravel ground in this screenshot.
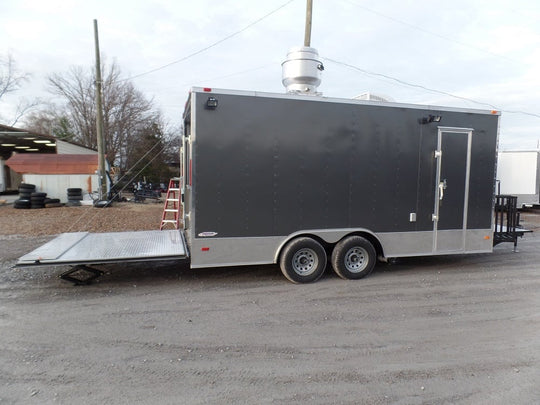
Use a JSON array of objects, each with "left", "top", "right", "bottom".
[
  {"left": 0, "top": 206, "right": 539, "bottom": 404},
  {"left": 0, "top": 200, "right": 165, "bottom": 236}
]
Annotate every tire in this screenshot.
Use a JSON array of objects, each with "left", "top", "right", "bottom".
[
  {"left": 331, "top": 235, "right": 377, "bottom": 280},
  {"left": 31, "top": 192, "right": 47, "bottom": 198},
  {"left": 45, "top": 202, "right": 63, "bottom": 208},
  {"left": 67, "top": 196, "right": 83, "bottom": 201},
  {"left": 94, "top": 200, "right": 111, "bottom": 208},
  {"left": 19, "top": 183, "right": 36, "bottom": 190},
  {"left": 44, "top": 198, "right": 61, "bottom": 204},
  {"left": 67, "top": 188, "right": 82, "bottom": 193},
  {"left": 14, "top": 199, "right": 31, "bottom": 209},
  {"left": 19, "top": 192, "right": 32, "bottom": 199},
  {"left": 279, "top": 237, "right": 327, "bottom": 283}
]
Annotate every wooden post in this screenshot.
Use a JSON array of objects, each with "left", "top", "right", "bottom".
[
  {"left": 94, "top": 19, "right": 107, "bottom": 200},
  {"left": 304, "top": 0, "right": 313, "bottom": 47}
]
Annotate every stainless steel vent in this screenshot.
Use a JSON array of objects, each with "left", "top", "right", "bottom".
[{"left": 281, "top": 46, "right": 324, "bottom": 95}]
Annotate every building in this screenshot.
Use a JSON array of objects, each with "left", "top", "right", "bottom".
[{"left": 0, "top": 123, "right": 97, "bottom": 194}]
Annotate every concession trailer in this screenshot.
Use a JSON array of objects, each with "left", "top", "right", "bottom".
[{"left": 17, "top": 46, "right": 509, "bottom": 284}]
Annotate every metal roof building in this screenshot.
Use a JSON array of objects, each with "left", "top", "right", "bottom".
[{"left": 0, "top": 123, "right": 96, "bottom": 193}]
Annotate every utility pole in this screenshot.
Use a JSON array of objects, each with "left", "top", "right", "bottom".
[
  {"left": 304, "top": 0, "right": 313, "bottom": 47},
  {"left": 94, "top": 19, "right": 107, "bottom": 200}
]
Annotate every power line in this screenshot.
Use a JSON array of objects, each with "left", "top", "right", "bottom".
[
  {"left": 124, "top": 0, "right": 296, "bottom": 82},
  {"left": 323, "top": 56, "right": 540, "bottom": 119},
  {"left": 342, "top": 0, "right": 517, "bottom": 65},
  {"left": 184, "top": 63, "right": 276, "bottom": 87}
]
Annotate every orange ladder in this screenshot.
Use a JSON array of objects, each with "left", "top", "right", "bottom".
[{"left": 160, "top": 178, "right": 181, "bottom": 230}]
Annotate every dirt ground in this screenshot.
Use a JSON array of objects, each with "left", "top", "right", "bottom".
[
  {"left": 0, "top": 203, "right": 539, "bottom": 404},
  {"left": 0, "top": 200, "right": 165, "bottom": 236}
]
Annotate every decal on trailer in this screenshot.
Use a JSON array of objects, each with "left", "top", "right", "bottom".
[{"left": 198, "top": 232, "right": 218, "bottom": 237}]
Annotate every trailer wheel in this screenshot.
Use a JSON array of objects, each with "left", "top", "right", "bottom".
[
  {"left": 331, "top": 236, "right": 376, "bottom": 280},
  {"left": 279, "top": 237, "right": 327, "bottom": 283}
]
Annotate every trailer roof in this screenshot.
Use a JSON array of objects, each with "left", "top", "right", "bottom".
[{"left": 190, "top": 87, "right": 501, "bottom": 116}]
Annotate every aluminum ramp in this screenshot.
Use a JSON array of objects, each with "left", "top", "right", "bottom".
[{"left": 17, "top": 230, "right": 188, "bottom": 284}]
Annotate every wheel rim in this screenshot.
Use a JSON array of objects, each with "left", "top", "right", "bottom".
[
  {"left": 344, "top": 246, "right": 369, "bottom": 273},
  {"left": 292, "top": 248, "right": 319, "bottom": 276}
]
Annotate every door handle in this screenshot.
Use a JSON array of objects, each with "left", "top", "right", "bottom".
[{"left": 439, "top": 179, "right": 447, "bottom": 200}]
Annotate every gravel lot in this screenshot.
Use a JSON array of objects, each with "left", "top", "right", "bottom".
[
  {"left": 0, "top": 200, "right": 165, "bottom": 236},
  {"left": 1, "top": 203, "right": 539, "bottom": 404}
]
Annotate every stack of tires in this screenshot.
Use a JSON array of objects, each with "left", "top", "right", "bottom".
[
  {"left": 44, "top": 198, "right": 62, "bottom": 208},
  {"left": 30, "top": 192, "right": 47, "bottom": 209},
  {"left": 67, "top": 188, "right": 83, "bottom": 206},
  {"left": 14, "top": 183, "right": 35, "bottom": 209}
]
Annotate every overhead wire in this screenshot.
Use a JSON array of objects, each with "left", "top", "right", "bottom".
[
  {"left": 65, "top": 139, "right": 170, "bottom": 232},
  {"left": 323, "top": 56, "right": 540, "bottom": 119},
  {"left": 68, "top": 1, "right": 297, "bottom": 229},
  {"left": 124, "top": 0, "right": 296, "bottom": 82},
  {"left": 341, "top": 0, "right": 517, "bottom": 64}
]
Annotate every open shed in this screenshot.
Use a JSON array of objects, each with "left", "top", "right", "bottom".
[
  {"left": 1, "top": 123, "right": 97, "bottom": 193},
  {"left": 6, "top": 154, "right": 103, "bottom": 203}
]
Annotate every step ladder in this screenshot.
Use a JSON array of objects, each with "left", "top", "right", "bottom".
[{"left": 160, "top": 178, "right": 181, "bottom": 230}]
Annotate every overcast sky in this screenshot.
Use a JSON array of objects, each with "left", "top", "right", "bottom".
[{"left": 1, "top": 0, "right": 539, "bottom": 149}]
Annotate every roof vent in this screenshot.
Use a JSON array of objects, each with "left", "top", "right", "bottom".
[
  {"left": 353, "top": 92, "right": 394, "bottom": 102},
  {"left": 281, "top": 46, "right": 324, "bottom": 95}
]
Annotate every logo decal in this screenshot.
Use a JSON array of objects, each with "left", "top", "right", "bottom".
[{"left": 198, "top": 232, "right": 218, "bottom": 237}]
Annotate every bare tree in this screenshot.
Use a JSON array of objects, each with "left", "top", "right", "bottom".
[
  {"left": 9, "top": 98, "right": 43, "bottom": 127},
  {"left": 0, "top": 53, "right": 29, "bottom": 100},
  {"left": 24, "top": 107, "right": 76, "bottom": 140},
  {"left": 0, "top": 53, "right": 39, "bottom": 124},
  {"left": 46, "top": 61, "right": 155, "bottom": 168}
]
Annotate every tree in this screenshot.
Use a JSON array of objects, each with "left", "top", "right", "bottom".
[
  {"left": 123, "top": 119, "right": 179, "bottom": 186},
  {"left": 0, "top": 53, "right": 38, "bottom": 125},
  {"left": 45, "top": 61, "right": 156, "bottom": 168},
  {"left": 0, "top": 53, "right": 28, "bottom": 100},
  {"left": 24, "top": 108, "right": 76, "bottom": 141},
  {"left": 24, "top": 61, "right": 179, "bottom": 186}
]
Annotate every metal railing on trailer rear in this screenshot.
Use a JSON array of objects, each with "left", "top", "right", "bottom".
[{"left": 493, "top": 195, "right": 528, "bottom": 250}]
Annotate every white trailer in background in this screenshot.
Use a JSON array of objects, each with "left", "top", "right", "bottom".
[{"left": 497, "top": 150, "right": 540, "bottom": 208}]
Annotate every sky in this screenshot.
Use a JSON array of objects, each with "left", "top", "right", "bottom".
[{"left": 1, "top": 0, "right": 539, "bottom": 149}]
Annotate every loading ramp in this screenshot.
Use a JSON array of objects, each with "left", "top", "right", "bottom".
[{"left": 17, "top": 229, "right": 188, "bottom": 284}]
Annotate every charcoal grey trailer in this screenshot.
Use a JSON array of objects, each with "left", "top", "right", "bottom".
[
  {"left": 181, "top": 87, "right": 500, "bottom": 282},
  {"left": 18, "top": 87, "right": 500, "bottom": 284}
]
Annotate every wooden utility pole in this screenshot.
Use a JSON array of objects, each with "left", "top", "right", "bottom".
[
  {"left": 304, "top": 0, "right": 313, "bottom": 47},
  {"left": 94, "top": 19, "right": 107, "bottom": 200}
]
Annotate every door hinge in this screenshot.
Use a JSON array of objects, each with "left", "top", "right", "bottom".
[{"left": 434, "top": 150, "right": 442, "bottom": 158}]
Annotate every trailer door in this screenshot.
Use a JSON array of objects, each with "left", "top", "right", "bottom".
[{"left": 433, "top": 127, "right": 472, "bottom": 253}]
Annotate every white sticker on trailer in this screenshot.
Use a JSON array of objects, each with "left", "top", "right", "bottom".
[{"left": 198, "top": 232, "right": 218, "bottom": 237}]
